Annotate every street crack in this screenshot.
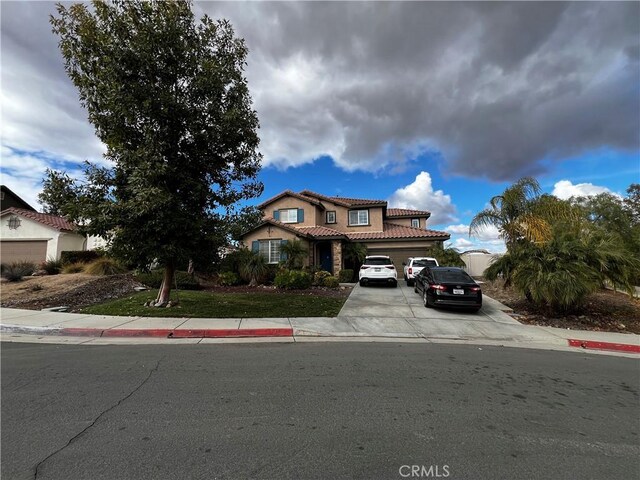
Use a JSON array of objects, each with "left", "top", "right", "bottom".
[{"left": 33, "top": 356, "right": 164, "bottom": 480}]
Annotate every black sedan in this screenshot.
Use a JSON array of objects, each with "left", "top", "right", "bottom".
[{"left": 414, "top": 267, "right": 482, "bottom": 312}]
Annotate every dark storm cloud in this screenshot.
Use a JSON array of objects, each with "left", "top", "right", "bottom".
[{"left": 2, "top": 1, "right": 639, "bottom": 182}]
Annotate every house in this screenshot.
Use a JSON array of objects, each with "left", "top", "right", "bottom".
[
  {"left": 241, "top": 189, "right": 450, "bottom": 274},
  {"left": 0, "top": 185, "right": 36, "bottom": 212},
  {"left": 0, "top": 207, "right": 88, "bottom": 264}
]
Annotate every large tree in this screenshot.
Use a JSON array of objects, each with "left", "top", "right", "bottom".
[{"left": 44, "top": 0, "right": 263, "bottom": 306}]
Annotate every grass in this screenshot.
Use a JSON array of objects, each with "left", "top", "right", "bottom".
[{"left": 81, "top": 290, "right": 347, "bottom": 318}]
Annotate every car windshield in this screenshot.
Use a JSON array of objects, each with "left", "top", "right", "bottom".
[
  {"left": 433, "top": 270, "right": 474, "bottom": 283},
  {"left": 365, "top": 258, "right": 392, "bottom": 266},
  {"left": 413, "top": 259, "right": 437, "bottom": 267}
]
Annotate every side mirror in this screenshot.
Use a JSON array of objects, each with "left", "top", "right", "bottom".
[{"left": 402, "top": 262, "right": 406, "bottom": 266}]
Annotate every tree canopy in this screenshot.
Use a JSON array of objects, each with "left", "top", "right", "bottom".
[{"left": 43, "top": 0, "right": 263, "bottom": 305}]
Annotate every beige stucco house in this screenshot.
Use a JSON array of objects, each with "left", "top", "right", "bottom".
[{"left": 241, "top": 190, "right": 450, "bottom": 274}]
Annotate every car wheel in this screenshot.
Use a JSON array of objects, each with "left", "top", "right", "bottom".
[
  {"left": 407, "top": 279, "right": 413, "bottom": 287},
  {"left": 423, "top": 291, "right": 432, "bottom": 308},
  {"left": 392, "top": 281, "right": 398, "bottom": 288},
  {"left": 471, "top": 307, "right": 481, "bottom": 313},
  {"left": 414, "top": 285, "right": 418, "bottom": 293},
  {"left": 359, "top": 280, "right": 365, "bottom": 287}
]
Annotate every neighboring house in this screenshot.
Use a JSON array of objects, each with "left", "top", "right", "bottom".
[
  {"left": 0, "top": 185, "right": 36, "bottom": 212},
  {"left": 241, "top": 189, "right": 450, "bottom": 274},
  {"left": 0, "top": 207, "right": 87, "bottom": 264}
]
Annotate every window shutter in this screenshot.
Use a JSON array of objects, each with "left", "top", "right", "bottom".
[
  {"left": 273, "top": 210, "right": 280, "bottom": 221},
  {"left": 252, "top": 241, "right": 259, "bottom": 252},
  {"left": 297, "top": 209, "right": 304, "bottom": 223},
  {"left": 280, "top": 239, "right": 288, "bottom": 261}
]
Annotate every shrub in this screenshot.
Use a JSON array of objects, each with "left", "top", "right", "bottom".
[
  {"left": 323, "top": 276, "right": 340, "bottom": 288},
  {"left": 239, "top": 251, "right": 268, "bottom": 286},
  {"left": 133, "top": 270, "right": 201, "bottom": 290},
  {"left": 61, "top": 262, "right": 86, "bottom": 274},
  {"left": 60, "top": 250, "right": 103, "bottom": 265},
  {"left": 275, "top": 269, "right": 312, "bottom": 289},
  {"left": 41, "top": 258, "right": 63, "bottom": 275},
  {"left": 218, "top": 248, "right": 252, "bottom": 275},
  {"left": 218, "top": 271, "right": 240, "bottom": 286},
  {"left": 338, "top": 269, "right": 354, "bottom": 283},
  {"left": 84, "top": 257, "right": 127, "bottom": 275},
  {"left": 313, "top": 270, "right": 331, "bottom": 286},
  {"left": 1, "top": 261, "right": 36, "bottom": 282}
]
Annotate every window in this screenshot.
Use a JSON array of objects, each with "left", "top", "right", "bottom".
[
  {"left": 411, "top": 218, "right": 420, "bottom": 228},
  {"left": 348, "top": 209, "right": 369, "bottom": 226},
  {"left": 279, "top": 209, "right": 299, "bottom": 223},
  {"left": 258, "top": 239, "right": 281, "bottom": 264},
  {"left": 326, "top": 211, "right": 336, "bottom": 224},
  {"left": 7, "top": 215, "right": 21, "bottom": 230}
]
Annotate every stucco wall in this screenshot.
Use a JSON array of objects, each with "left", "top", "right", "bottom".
[
  {"left": 461, "top": 253, "right": 502, "bottom": 277},
  {"left": 319, "top": 203, "right": 384, "bottom": 233},
  {"left": 242, "top": 225, "right": 306, "bottom": 247},
  {"left": 263, "top": 197, "right": 318, "bottom": 226},
  {"left": 386, "top": 217, "right": 429, "bottom": 229},
  {"left": 57, "top": 233, "right": 87, "bottom": 258}
]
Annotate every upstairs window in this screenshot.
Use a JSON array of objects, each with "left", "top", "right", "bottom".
[
  {"left": 348, "top": 209, "right": 369, "bottom": 226},
  {"left": 411, "top": 218, "right": 420, "bottom": 228},
  {"left": 279, "top": 209, "right": 298, "bottom": 223},
  {"left": 326, "top": 211, "right": 336, "bottom": 224}
]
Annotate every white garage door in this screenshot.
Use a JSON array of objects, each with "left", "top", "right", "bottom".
[{"left": 0, "top": 241, "right": 48, "bottom": 264}]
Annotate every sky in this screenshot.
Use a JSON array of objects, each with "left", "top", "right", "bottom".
[{"left": 1, "top": 1, "right": 639, "bottom": 253}]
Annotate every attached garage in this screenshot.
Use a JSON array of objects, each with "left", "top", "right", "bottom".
[
  {"left": 366, "top": 244, "right": 440, "bottom": 272},
  {"left": 0, "top": 240, "right": 48, "bottom": 264}
]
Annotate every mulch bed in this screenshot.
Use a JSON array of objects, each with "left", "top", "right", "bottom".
[
  {"left": 480, "top": 279, "right": 640, "bottom": 334},
  {"left": 202, "top": 284, "right": 353, "bottom": 299}
]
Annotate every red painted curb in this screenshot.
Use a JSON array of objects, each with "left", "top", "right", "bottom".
[
  {"left": 58, "top": 327, "right": 294, "bottom": 338},
  {"left": 568, "top": 339, "right": 640, "bottom": 353}
]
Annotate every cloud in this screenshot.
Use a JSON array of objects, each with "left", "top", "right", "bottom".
[
  {"left": 445, "top": 224, "right": 469, "bottom": 235},
  {"left": 446, "top": 223, "right": 504, "bottom": 253},
  {"left": 551, "top": 180, "right": 617, "bottom": 200},
  {"left": 453, "top": 238, "right": 474, "bottom": 249},
  {"left": 1, "top": 1, "right": 638, "bottom": 188},
  {"left": 387, "top": 172, "right": 457, "bottom": 225}
]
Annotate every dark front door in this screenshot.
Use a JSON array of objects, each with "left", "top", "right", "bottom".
[{"left": 318, "top": 242, "right": 332, "bottom": 273}]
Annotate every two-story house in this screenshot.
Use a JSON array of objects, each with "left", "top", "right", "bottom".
[{"left": 241, "top": 190, "right": 450, "bottom": 274}]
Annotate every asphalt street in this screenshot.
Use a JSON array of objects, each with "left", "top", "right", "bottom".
[{"left": 2, "top": 342, "right": 639, "bottom": 480}]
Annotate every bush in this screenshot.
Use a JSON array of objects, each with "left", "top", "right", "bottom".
[
  {"left": 84, "top": 258, "right": 127, "bottom": 275},
  {"left": 218, "top": 271, "right": 240, "bottom": 286},
  {"left": 275, "top": 269, "right": 312, "bottom": 289},
  {"left": 323, "top": 276, "right": 340, "bottom": 288},
  {"left": 338, "top": 269, "right": 354, "bottom": 283},
  {"left": 313, "top": 270, "right": 331, "bottom": 286},
  {"left": 60, "top": 250, "right": 103, "bottom": 265},
  {"left": 41, "top": 258, "right": 63, "bottom": 275},
  {"left": 61, "top": 262, "right": 86, "bottom": 274},
  {"left": 133, "top": 270, "right": 201, "bottom": 290},
  {"left": 218, "top": 248, "right": 252, "bottom": 275},
  {"left": 1, "top": 261, "right": 36, "bottom": 281}
]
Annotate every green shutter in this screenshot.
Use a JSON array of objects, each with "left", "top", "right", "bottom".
[
  {"left": 280, "top": 239, "right": 288, "bottom": 261},
  {"left": 273, "top": 210, "right": 280, "bottom": 221},
  {"left": 252, "top": 241, "right": 259, "bottom": 252},
  {"left": 297, "top": 209, "right": 304, "bottom": 223}
]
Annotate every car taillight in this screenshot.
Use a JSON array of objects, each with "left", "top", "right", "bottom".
[
  {"left": 386, "top": 266, "right": 395, "bottom": 270},
  {"left": 431, "top": 284, "right": 446, "bottom": 291},
  {"left": 470, "top": 287, "right": 481, "bottom": 292},
  {"left": 408, "top": 267, "right": 412, "bottom": 274},
  {"left": 360, "top": 266, "right": 369, "bottom": 270}
]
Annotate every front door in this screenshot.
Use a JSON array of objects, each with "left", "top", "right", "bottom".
[{"left": 318, "top": 242, "right": 332, "bottom": 273}]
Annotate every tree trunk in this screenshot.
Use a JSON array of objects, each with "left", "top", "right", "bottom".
[{"left": 154, "top": 262, "right": 175, "bottom": 307}]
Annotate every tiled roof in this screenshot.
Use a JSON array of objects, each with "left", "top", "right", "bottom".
[
  {"left": 386, "top": 208, "right": 431, "bottom": 218},
  {"left": 347, "top": 222, "right": 450, "bottom": 241},
  {"left": 1, "top": 207, "right": 77, "bottom": 232},
  {"left": 296, "top": 225, "right": 346, "bottom": 238},
  {"left": 258, "top": 190, "right": 323, "bottom": 209},
  {"left": 257, "top": 218, "right": 312, "bottom": 238},
  {"left": 299, "top": 190, "right": 386, "bottom": 207}
]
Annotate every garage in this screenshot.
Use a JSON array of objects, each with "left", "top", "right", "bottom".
[
  {"left": 367, "top": 246, "right": 438, "bottom": 272},
  {"left": 0, "top": 240, "right": 48, "bottom": 264}
]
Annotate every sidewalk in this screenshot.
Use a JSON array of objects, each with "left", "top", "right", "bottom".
[{"left": 1, "top": 305, "right": 639, "bottom": 356}]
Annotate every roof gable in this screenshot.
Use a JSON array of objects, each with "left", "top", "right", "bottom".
[
  {"left": 258, "top": 190, "right": 323, "bottom": 209},
  {"left": 386, "top": 208, "right": 431, "bottom": 218},
  {"left": 1, "top": 185, "right": 36, "bottom": 211},
  {"left": 1, "top": 207, "right": 77, "bottom": 232},
  {"left": 298, "top": 190, "right": 386, "bottom": 208}
]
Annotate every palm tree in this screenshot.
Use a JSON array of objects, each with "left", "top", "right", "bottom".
[
  {"left": 343, "top": 242, "right": 368, "bottom": 270},
  {"left": 424, "top": 243, "right": 465, "bottom": 267},
  {"left": 470, "top": 177, "right": 549, "bottom": 248},
  {"left": 239, "top": 251, "right": 268, "bottom": 287},
  {"left": 280, "top": 239, "right": 308, "bottom": 270}
]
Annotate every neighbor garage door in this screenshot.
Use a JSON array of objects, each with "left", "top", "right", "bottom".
[
  {"left": 367, "top": 247, "right": 431, "bottom": 272},
  {"left": 0, "top": 240, "right": 48, "bottom": 264}
]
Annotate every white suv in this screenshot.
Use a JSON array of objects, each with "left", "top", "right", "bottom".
[
  {"left": 403, "top": 257, "right": 439, "bottom": 286},
  {"left": 359, "top": 255, "right": 398, "bottom": 287}
]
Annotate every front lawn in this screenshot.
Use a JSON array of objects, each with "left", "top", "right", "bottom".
[{"left": 80, "top": 289, "right": 347, "bottom": 318}]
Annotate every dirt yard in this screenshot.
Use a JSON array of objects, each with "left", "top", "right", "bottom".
[
  {"left": 1, "top": 273, "right": 143, "bottom": 312},
  {"left": 481, "top": 279, "right": 640, "bottom": 334}
]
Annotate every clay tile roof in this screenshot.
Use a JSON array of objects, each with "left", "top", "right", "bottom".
[
  {"left": 296, "top": 226, "right": 346, "bottom": 238},
  {"left": 346, "top": 222, "right": 450, "bottom": 241},
  {"left": 1, "top": 207, "right": 77, "bottom": 232},
  {"left": 299, "top": 190, "right": 386, "bottom": 207},
  {"left": 257, "top": 217, "right": 311, "bottom": 237},
  {"left": 386, "top": 208, "right": 431, "bottom": 218},
  {"left": 258, "top": 190, "right": 322, "bottom": 209}
]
